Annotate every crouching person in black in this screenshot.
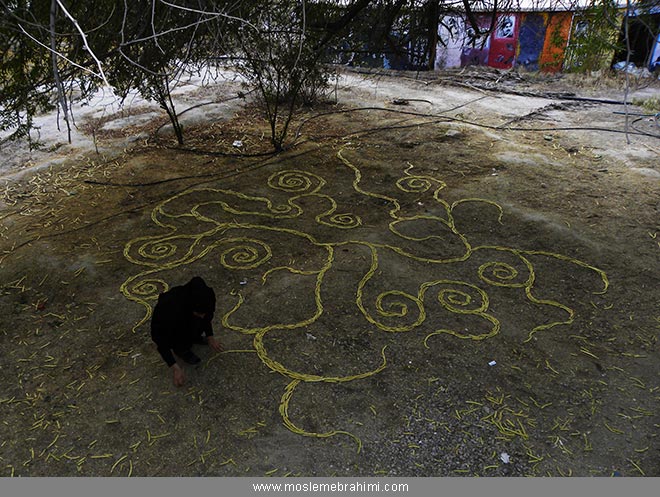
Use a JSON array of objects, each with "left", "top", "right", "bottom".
[{"left": 151, "top": 276, "right": 223, "bottom": 386}]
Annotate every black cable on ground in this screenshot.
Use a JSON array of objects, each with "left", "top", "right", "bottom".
[
  {"left": 291, "top": 104, "right": 660, "bottom": 140},
  {"left": 629, "top": 114, "right": 660, "bottom": 138},
  {"left": 153, "top": 89, "right": 256, "bottom": 137},
  {"left": 83, "top": 146, "right": 317, "bottom": 188}
]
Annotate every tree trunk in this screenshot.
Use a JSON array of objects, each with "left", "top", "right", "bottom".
[
  {"left": 426, "top": 0, "right": 439, "bottom": 70},
  {"left": 50, "top": 0, "right": 72, "bottom": 143},
  {"left": 155, "top": 78, "right": 184, "bottom": 145}
]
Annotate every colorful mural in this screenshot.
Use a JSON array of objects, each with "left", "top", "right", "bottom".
[
  {"left": 538, "top": 12, "right": 572, "bottom": 73},
  {"left": 564, "top": 6, "right": 625, "bottom": 73},
  {"left": 436, "top": 11, "right": 571, "bottom": 72},
  {"left": 436, "top": 15, "right": 465, "bottom": 69},
  {"left": 460, "top": 15, "right": 493, "bottom": 67},
  {"left": 517, "top": 13, "right": 547, "bottom": 71},
  {"left": 488, "top": 13, "right": 520, "bottom": 69},
  {"left": 433, "top": 7, "right": 656, "bottom": 74}
]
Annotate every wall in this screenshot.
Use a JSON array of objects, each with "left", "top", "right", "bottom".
[
  {"left": 517, "top": 13, "right": 548, "bottom": 71},
  {"left": 538, "top": 12, "right": 573, "bottom": 72},
  {"left": 488, "top": 13, "right": 521, "bottom": 69},
  {"left": 461, "top": 15, "right": 493, "bottom": 67},
  {"left": 435, "top": 15, "right": 466, "bottom": 69},
  {"left": 436, "top": 10, "right": 572, "bottom": 72},
  {"left": 345, "top": 5, "right": 655, "bottom": 75}
]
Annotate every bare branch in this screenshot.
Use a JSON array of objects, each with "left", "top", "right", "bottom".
[
  {"left": 55, "top": 0, "right": 110, "bottom": 87},
  {"left": 120, "top": 14, "right": 220, "bottom": 47},
  {"left": 50, "top": 0, "right": 71, "bottom": 143},
  {"left": 292, "top": 0, "right": 307, "bottom": 70},
  {"left": 157, "top": 0, "right": 260, "bottom": 31},
  {"left": 18, "top": 24, "right": 103, "bottom": 79},
  {"left": 152, "top": 0, "right": 165, "bottom": 54}
]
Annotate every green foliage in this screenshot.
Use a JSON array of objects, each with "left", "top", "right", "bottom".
[
  {"left": 632, "top": 96, "right": 660, "bottom": 112},
  {"left": 0, "top": 1, "right": 440, "bottom": 150},
  {"left": 0, "top": 0, "right": 230, "bottom": 146},
  {"left": 1, "top": 1, "right": 63, "bottom": 141},
  {"left": 564, "top": 0, "right": 624, "bottom": 73}
]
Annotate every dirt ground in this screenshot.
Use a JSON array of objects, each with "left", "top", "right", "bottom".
[{"left": 0, "top": 67, "right": 658, "bottom": 477}]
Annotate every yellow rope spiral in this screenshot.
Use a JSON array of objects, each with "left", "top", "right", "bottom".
[{"left": 120, "top": 146, "right": 609, "bottom": 450}]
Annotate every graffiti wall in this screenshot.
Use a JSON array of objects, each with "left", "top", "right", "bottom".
[
  {"left": 435, "top": 15, "right": 465, "bottom": 69},
  {"left": 435, "top": 11, "right": 570, "bottom": 73},
  {"left": 460, "top": 15, "right": 493, "bottom": 67},
  {"left": 435, "top": 8, "right": 652, "bottom": 74},
  {"left": 488, "top": 13, "right": 520, "bottom": 69},
  {"left": 538, "top": 12, "right": 572, "bottom": 73},
  {"left": 517, "top": 13, "right": 547, "bottom": 71}
]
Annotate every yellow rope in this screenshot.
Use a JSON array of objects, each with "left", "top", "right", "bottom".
[
  {"left": 120, "top": 145, "right": 609, "bottom": 446},
  {"left": 279, "top": 379, "right": 363, "bottom": 453}
]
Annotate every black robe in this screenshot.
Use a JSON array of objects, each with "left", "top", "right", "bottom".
[{"left": 150, "top": 277, "right": 216, "bottom": 366}]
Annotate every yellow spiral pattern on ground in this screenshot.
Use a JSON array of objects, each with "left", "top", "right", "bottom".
[{"left": 120, "top": 146, "right": 609, "bottom": 451}]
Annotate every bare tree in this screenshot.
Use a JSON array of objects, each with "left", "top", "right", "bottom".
[
  {"left": 3, "top": 0, "right": 644, "bottom": 152},
  {"left": 228, "top": 2, "right": 321, "bottom": 150}
]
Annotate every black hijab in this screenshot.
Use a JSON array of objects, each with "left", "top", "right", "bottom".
[{"left": 184, "top": 276, "right": 215, "bottom": 315}]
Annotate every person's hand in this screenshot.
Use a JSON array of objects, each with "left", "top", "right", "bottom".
[
  {"left": 207, "top": 336, "right": 223, "bottom": 353},
  {"left": 172, "top": 363, "right": 186, "bottom": 387}
]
